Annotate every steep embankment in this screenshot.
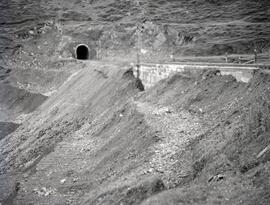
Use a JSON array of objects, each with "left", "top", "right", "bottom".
[
  {"left": 1, "top": 62, "right": 270, "bottom": 204},
  {"left": 0, "top": 0, "right": 269, "bottom": 139},
  {"left": 0, "top": 57, "right": 83, "bottom": 139},
  {"left": 139, "top": 70, "right": 270, "bottom": 205},
  {"left": 0, "top": 62, "right": 146, "bottom": 204},
  {"left": 0, "top": 82, "right": 47, "bottom": 139}
]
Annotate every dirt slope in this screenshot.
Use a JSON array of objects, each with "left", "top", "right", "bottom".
[
  {"left": 0, "top": 61, "right": 146, "bottom": 204},
  {"left": 139, "top": 70, "right": 270, "bottom": 205},
  {"left": 0, "top": 0, "right": 270, "bottom": 204},
  {"left": 0, "top": 62, "right": 270, "bottom": 204}
]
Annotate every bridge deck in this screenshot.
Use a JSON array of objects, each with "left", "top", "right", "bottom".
[{"left": 135, "top": 62, "right": 263, "bottom": 89}]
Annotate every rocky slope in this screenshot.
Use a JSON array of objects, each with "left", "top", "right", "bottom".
[
  {"left": 1, "top": 0, "right": 270, "bottom": 204},
  {"left": 0, "top": 62, "right": 270, "bottom": 204}
]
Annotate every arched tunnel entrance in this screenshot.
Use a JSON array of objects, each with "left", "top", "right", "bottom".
[{"left": 75, "top": 44, "right": 90, "bottom": 60}]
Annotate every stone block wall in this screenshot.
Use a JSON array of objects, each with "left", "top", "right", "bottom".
[{"left": 135, "top": 63, "right": 258, "bottom": 89}]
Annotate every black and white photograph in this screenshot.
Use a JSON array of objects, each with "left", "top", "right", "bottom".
[{"left": 0, "top": 0, "right": 270, "bottom": 204}]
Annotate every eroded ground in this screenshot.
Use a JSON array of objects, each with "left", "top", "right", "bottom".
[{"left": 0, "top": 62, "right": 270, "bottom": 204}]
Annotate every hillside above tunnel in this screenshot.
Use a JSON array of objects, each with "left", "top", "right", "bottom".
[{"left": 1, "top": 0, "right": 270, "bottom": 63}]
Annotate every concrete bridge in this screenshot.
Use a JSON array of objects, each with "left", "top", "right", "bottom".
[{"left": 133, "top": 62, "right": 261, "bottom": 89}]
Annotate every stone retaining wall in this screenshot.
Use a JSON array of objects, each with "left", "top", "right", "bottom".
[{"left": 134, "top": 63, "right": 258, "bottom": 89}]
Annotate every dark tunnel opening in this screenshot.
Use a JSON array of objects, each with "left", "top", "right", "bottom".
[{"left": 76, "top": 44, "right": 90, "bottom": 60}]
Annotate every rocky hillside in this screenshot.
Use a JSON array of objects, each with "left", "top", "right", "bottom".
[
  {"left": 1, "top": 0, "right": 270, "bottom": 62},
  {"left": 1, "top": 1, "right": 270, "bottom": 204}
]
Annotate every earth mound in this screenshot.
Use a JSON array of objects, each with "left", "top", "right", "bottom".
[{"left": 0, "top": 63, "right": 270, "bottom": 204}]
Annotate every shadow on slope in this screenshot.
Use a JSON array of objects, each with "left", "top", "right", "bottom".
[
  {"left": 0, "top": 83, "right": 47, "bottom": 119},
  {"left": 0, "top": 122, "right": 20, "bottom": 140}
]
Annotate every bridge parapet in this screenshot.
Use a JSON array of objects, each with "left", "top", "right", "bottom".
[{"left": 133, "top": 63, "right": 259, "bottom": 89}]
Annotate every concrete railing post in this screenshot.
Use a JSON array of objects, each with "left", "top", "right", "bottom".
[
  {"left": 136, "top": 64, "right": 140, "bottom": 79},
  {"left": 254, "top": 49, "right": 257, "bottom": 64},
  {"left": 97, "top": 40, "right": 101, "bottom": 59}
]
